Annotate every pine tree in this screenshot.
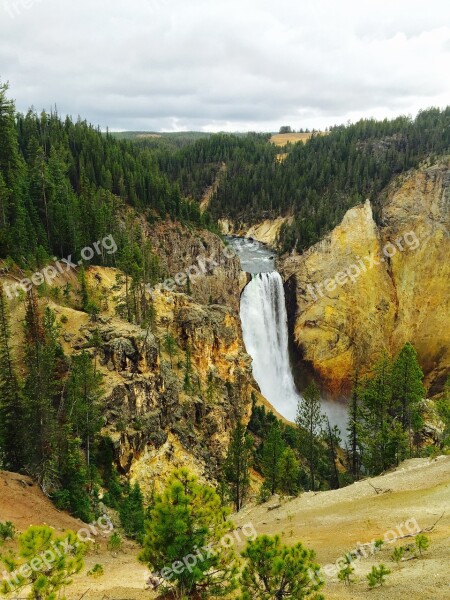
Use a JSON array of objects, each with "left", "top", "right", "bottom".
[
  {"left": 240, "top": 535, "right": 324, "bottom": 600},
  {"left": 0, "top": 287, "right": 23, "bottom": 470},
  {"left": 261, "top": 423, "right": 285, "bottom": 495},
  {"left": 163, "top": 333, "right": 177, "bottom": 368},
  {"left": 183, "top": 344, "right": 193, "bottom": 392},
  {"left": 66, "top": 351, "right": 103, "bottom": 485},
  {"left": 119, "top": 482, "right": 146, "bottom": 542},
  {"left": 391, "top": 342, "right": 425, "bottom": 457},
  {"left": 296, "top": 382, "right": 325, "bottom": 491},
  {"left": 324, "top": 418, "right": 340, "bottom": 490},
  {"left": 347, "top": 370, "right": 361, "bottom": 480},
  {"left": 224, "top": 422, "right": 253, "bottom": 511},
  {"left": 279, "top": 447, "right": 300, "bottom": 495},
  {"left": 0, "top": 525, "right": 85, "bottom": 599},
  {"left": 23, "top": 293, "right": 60, "bottom": 492},
  {"left": 78, "top": 266, "right": 90, "bottom": 312},
  {"left": 139, "top": 469, "right": 238, "bottom": 597},
  {"left": 53, "top": 436, "right": 94, "bottom": 523},
  {"left": 359, "top": 353, "right": 393, "bottom": 474}
]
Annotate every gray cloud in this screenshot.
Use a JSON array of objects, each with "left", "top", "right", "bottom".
[{"left": 0, "top": 0, "right": 449, "bottom": 131}]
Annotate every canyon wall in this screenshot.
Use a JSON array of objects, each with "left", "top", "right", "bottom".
[
  {"left": 1, "top": 223, "right": 258, "bottom": 492},
  {"left": 280, "top": 159, "right": 450, "bottom": 396}
]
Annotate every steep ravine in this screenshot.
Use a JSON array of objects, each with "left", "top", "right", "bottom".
[{"left": 279, "top": 159, "right": 450, "bottom": 395}]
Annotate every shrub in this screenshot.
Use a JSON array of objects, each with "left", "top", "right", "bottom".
[
  {"left": 367, "top": 564, "right": 391, "bottom": 588},
  {"left": 415, "top": 534, "right": 429, "bottom": 556},
  {"left": 87, "top": 563, "right": 104, "bottom": 577},
  {"left": 257, "top": 483, "right": 271, "bottom": 504},
  {"left": 391, "top": 546, "right": 405, "bottom": 565},
  {"left": 338, "top": 563, "right": 355, "bottom": 585},
  {"left": 0, "top": 522, "right": 15, "bottom": 543},
  {"left": 119, "top": 482, "right": 145, "bottom": 543},
  {"left": 107, "top": 532, "right": 123, "bottom": 552},
  {"left": 240, "top": 535, "right": 324, "bottom": 599}
]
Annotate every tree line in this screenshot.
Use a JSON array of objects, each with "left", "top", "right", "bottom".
[
  {"left": 222, "top": 341, "right": 445, "bottom": 512},
  {"left": 142, "top": 108, "right": 450, "bottom": 252},
  {"left": 0, "top": 82, "right": 213, "bottom": 270}
]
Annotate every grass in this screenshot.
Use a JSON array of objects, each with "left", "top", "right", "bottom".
[{"left": 270, "top": 131, "right": 328, "bottom": 147}]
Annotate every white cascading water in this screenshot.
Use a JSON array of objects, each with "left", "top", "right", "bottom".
[{"left": 240, "top": 272, "right": 300, "bottom": 421}]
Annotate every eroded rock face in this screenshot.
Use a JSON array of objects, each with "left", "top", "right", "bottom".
[
  {"left": 78, "top": 289, "right": 256, "bottom": 491},
  {"left": 145, "top": 221, "right": 243, "bottom": 311},
  {"left": 280, "top": 159, "right": 450, "bottom": 396}
]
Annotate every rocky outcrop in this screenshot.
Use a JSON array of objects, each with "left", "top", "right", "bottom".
[
  {"left": 280, "top": 159, "right": 450, "bottom": 395},
  {"left": 70, "top": 284, "right": 257, "bottom": 492},
  {"left": 145, "top": 220, "right": 243, "bottom": 311},
  {"left": 218, "top": 217, "right": 292, "bottom": 247}
]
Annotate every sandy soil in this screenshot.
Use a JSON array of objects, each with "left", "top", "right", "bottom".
[{"left": 1, "top": 457, "right": 449, "bottom": 599}]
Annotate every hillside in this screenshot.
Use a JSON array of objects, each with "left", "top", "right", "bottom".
[
  {"left": 280, "top": 158, "right": 450, "bottom": 395},
  {"left": 1, "top": 457, "right": 448, "bottom": 599},
  {"left": 270, "top": 131, "right": 326, "bottom": 146}
]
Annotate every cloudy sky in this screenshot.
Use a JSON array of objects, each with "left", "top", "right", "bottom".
[{"left": 1, "top": 0, "right": 449, "bottom": 132}]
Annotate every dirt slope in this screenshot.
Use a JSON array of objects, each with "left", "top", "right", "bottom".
[
  {"left": 0, "top": 471, "right": 83, "bottom": 532},
  {"left": 234, "top": 456, "right": 450, "bottom": 600},
  {"left": 3, "top": 457, "right": 449, "bottom": 599}
]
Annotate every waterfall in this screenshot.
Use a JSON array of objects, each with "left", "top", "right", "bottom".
[
  {"left": 240, "top": 272, "right": 300, "bottom": 421},
  {"left": 240, "top": 269, "right": 349, "bottom": 434}
]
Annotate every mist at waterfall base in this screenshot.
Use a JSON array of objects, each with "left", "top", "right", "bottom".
[{"left": 240, "top": 270, "right": 348, "bottom": 439}]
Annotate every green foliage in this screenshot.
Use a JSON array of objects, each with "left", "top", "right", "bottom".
[
  {"left": 349, "top": 344, "right": 426, "bottom": 476},
  {"left": 52, "top": 437, "right": 94, "bottom": 523},
  {"left": 346, "top": 371, "right": 361, "bottom": 479},
  {"left": 163, "top": 333, "right": 177, "bottom": 368},
  {"left": 139, "top": 468, "right": 238, "bottom": 598},
  {"left": 239, "top": 535, "right": 324, "bottom": 599},
  {"left": 391, "top": 342, "right": 425, "bottom": 455},
  {"left": 391, "top": 546, "right": 405, "bottom": 565},
  {"left": 0, "top": 287, "right": 24, "bottom": 471},
  {"left": 66, "top": 350, "right": 103, "bottom": 474},
  {"left": 78, "top": 267, "right": 90, "bottom": 312},
  {"left": 261, "top": 423, "right": 285, "bottom": 495},
  {"left": 199, "top": 111, "right": 450, "bottom": 253},
  {"left": 0, "top": 85, "right": 211, "bottom": 266},
  {"left": 0, "top": 525, "right": 85, "bottom": 599},
  {"left": 224, "top": 422, "right": 253, "bottom": 511},
  {"left": 119, "top": 482, "right": 146, "bottom": 543},
  {"left": 22, "top": 294, "right": 61, "bottom": 492},
  {"left": 366, "top": 564, "right": 391, "bottom": 588},
  {"left": 87, "top": 563, "right": 104, "bottom": 577},
  {"left": 415, "top": 534, "right": 429, "bottom": 556},
  {"left": 107, "top": 532, "right": 123, "bottom": 552},
  {"left": 183, "top": 344, "right": 193, "bottom": 392},
  {"left": 296, "top": 382, "right": 325, "bottom": 491},
  {"left": 257, "top": 483, "right": 272, "bottom": 504},
  {"left": 279, "top": 447, "right": 301, "bottom": 496},
  {"left": 436, "top": 377, "right": 450, "bottom": 449},
  {"left": 337, "top": 563, "right": 355, "bottom": 585},
  {"left": 0, "top": 522, "right": 15, "bottom": 544}
]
